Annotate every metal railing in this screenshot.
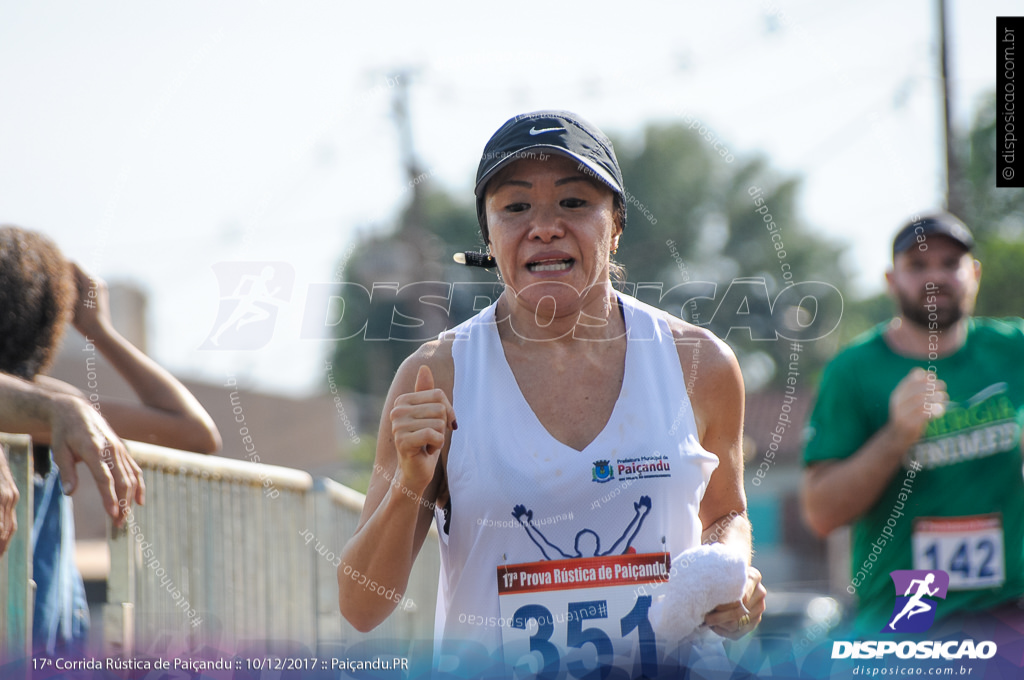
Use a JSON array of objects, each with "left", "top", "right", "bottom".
[
  {"left": 104, "top": 441, "right": 439, "bottom": 658},
  {"left": 1, "top": 435, "right": 439, "bottom": 663}
]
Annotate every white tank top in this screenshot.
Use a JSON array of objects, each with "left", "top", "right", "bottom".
[{"left": 433, "top": 292, "right": 718, "bottom": 662}]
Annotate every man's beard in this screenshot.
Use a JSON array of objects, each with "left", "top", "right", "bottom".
[{"left": 896, "top": 288, "right": 964, "bottom": 331}]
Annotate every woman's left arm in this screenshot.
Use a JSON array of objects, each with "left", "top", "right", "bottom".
[{"left": 676, "top": 326, "right": 766, "bottom": 638}]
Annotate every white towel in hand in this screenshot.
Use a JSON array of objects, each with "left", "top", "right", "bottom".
[{"left": 650, "top": 543, "right": 748, "bottom": 641}]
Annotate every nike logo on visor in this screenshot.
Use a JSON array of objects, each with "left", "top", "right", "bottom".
[{"left": 529, "top": 126, "right": 565, "bottom": 135}]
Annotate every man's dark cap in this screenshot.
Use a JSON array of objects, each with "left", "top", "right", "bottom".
[
  {"left": 474, "top": 111, "right": 624, "bottom": 242},
  {"left": 892, "top": 212, "right": 975, "bottom": 258}
]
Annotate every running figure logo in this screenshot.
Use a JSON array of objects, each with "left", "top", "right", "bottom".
[
  {"left": 200, "top": 262, "right": 294, "bottom": 350},
  {"left": 883, "top": 570, "right": 949, "bottom": 634},
  {"left": 511, "top": 496, "right": 652, "bottom": 560}
]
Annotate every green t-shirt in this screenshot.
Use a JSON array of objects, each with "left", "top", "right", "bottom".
[{"left": 804, "top": 318, "right": 1024, "bottom": 634}]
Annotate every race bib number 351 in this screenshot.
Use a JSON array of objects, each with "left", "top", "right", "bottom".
[{"left": 497, "top": 553, "right": 669, "bottom": 679}]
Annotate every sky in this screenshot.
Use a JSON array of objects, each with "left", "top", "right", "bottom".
[{"left": 0, "top": 0, "right": 1013, "bottom": 395}]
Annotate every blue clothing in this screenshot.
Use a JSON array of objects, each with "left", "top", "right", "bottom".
[{"left": 31, "top": 464, "right": 89, "bottom": 655}]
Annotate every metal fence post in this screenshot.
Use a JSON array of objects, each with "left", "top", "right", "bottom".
[{"left": 0, "top": 434, "right": 33, "bottom": 673}]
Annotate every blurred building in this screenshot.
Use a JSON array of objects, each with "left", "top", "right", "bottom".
[{"left": 44, "top": 282, "right": 359, "bottom": 575}]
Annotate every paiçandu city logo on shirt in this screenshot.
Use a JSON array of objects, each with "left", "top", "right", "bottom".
[
  {"left": 592, "top": 454, "right": 672, "bottom": 484},
  {"left": 592, "top": 460, "right": 615, "bottom": 483},
  {"left": 883, "top": 569, "right": 948, "bottom": 634}
]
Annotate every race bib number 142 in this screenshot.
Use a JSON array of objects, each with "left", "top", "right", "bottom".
[
  {"left": 912, "top": 515, "right": 1005, "bottom": 590},
  {"left": 497, "top": 553, "right": 669, "bottom": 679}
]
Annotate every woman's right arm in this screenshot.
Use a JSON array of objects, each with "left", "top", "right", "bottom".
[{"left": 338, "top": 343, "right": 456, "bottom": 632}]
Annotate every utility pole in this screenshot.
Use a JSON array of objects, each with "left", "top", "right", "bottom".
[
  {"left": 390, "top": 68, "right": 426, "bottom": 236},
  {"left": 937, "top": 0, "right": 964, "bottom": 215}
]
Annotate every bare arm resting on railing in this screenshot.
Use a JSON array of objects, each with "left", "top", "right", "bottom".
[
  {"left": 339, "top": 341, "right": 455, "bottom": 632},
  {"left": 0, "top": 372, "right": 144, "bottom": 527},
  {"left": 0, "top": 259, "right": 220, "bottom": 555}
]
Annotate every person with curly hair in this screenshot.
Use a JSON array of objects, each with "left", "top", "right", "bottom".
[{"left": 0, "top": 224, "right": 220, "bottom": 654}]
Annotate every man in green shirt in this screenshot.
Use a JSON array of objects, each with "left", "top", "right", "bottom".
[{"left": 802, "top": 212, "right": 1024, "bottom": 635}]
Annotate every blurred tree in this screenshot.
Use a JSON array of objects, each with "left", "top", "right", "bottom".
[
  {"left": 974, "top": 238, "right": 1024, "bottom": 318},
  {"left": 835, "top": 290, "right": 891, "bottom": 346},
  {"left": 959, "top": 94, "right": 1024, "bottom": 243},
  {"left": 957, "top": 92, "right": 1024, "bottom": 318},
  {"left": 612, "top": 123, "right": 852, "bottom": 390}
]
